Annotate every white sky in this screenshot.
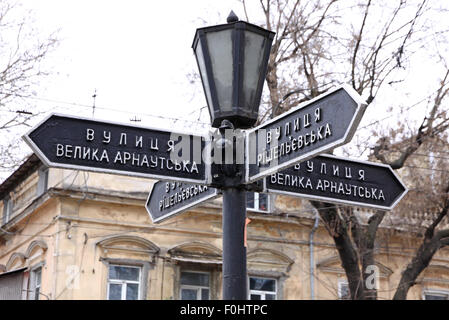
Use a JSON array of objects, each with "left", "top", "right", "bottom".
[{"left": 25, "top": 0, "right": 247, "bottom": 129}]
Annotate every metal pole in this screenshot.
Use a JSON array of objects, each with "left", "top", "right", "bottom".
[{"left": 222, "top": 187, "right": 247, "bottom": 300}]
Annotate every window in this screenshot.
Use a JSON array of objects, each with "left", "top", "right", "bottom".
[
  {"left": 37, "top": 166, "right": 48, "bottom": 197},
  {"left": 2, "top": 196, "right": 12, "bottom": 225},
  {"left": 338, "top": 281, "right": 350, "bottom": 300},
  {"left": 180, "top": 271, "right": 210, "bottom": 300},
  {"left": 107, "top": 265, "right": 141, "bottom": 300},
  {"left": 423, "top": 290, "right": 449, "bottom": 300},
  {"left": 29, "top": 267, "right": 42, "bottom": 300},
  {"left": 247, "top": 193, "right": 269, "bottom": 212},
  {"left": 249, "top": 277, "right": 276, "bottom": 300}
]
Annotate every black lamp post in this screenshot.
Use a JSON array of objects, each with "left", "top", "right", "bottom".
[{"left": 192, "top": 12, "right": 274, "bottom": 300}]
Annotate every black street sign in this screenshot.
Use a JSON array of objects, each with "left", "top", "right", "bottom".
[
  {"left": 146, "top": 181, "right": 220, "bottom": 223},
  {"left": 23, "top": 114, "right": 209, "bottom": 184},
  {"left": 264, "top": 154, "right": 408, "bottom": 210},
  {"left": 246, "top": 85, "right": 366, "bottom": 183}
]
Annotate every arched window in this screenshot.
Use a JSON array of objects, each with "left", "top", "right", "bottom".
[
  {"left": 168, "top": 241, "right": 222, "bottom": 300},
  {"left": 96, "top": 235, "right": 160, "bottom": 300},
  {"left": 247, "top": 248, "right": 294, "bottom": 300}
]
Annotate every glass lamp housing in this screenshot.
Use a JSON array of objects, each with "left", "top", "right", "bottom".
[{"left": 192, "top": 20, "right": 275, "bottom": 129}]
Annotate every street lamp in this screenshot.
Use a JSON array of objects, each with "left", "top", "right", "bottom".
[
  {"left": 192, "top": 11, "right": 275, "bottom": 129},
  {"left": 192, "top": 11, "right": 275, "bottom": 300}
]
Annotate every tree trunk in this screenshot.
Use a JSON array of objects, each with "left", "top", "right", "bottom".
[
  {"left": 393, "top": 239, "right": 439, "bottom": 299},
  {"left": 393, "top": 229, "right": 449, "bottom": 299},
  {"left": 311, "top": 201, "right": 365, "bottom": 299},
  {"left": 361, "top": 211, "right": 386, "bottom": 300}
]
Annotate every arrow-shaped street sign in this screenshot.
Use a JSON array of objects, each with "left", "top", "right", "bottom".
[
  {"left": 246, "top": 85, "right": 366, "bottom": 183},
  {"left": 23, "top": 113, "right": 209, "bottom": 184},
  {"left": 146, "top": 181, "right": 220, "bottom": 223},
  {"left": 264, "top": 154, "right": 408, "bottom": 210}
]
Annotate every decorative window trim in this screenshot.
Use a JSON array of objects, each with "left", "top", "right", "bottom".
[
  {"left": 6, "top": 252, "right": 26, "bottom": 271},
  {"left": 96, "top": 235, "right": 160, "bottom": 264},
  {"left": 25, "top": 240, "right": 48, "bottom": 259},
  {"left": 30, "top": 261, "right": 45, "bottom": 271},
  {"left": 170, "top": 242, "right": 222, "bottom": 300},
  {"left": 247, "top": 248, "right": 294, "bottom": 275},
  {"left": 168, "top": 241, "right": 222, "bottom": 265}
]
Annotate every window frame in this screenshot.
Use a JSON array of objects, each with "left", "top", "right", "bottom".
[
  {"left": 100, "top": 257, "right": 152, "bottom": 300},
  {"left": 248, "top": 276, "right": 277, "bottom": 300},
  {"left": 107, "top": 264, "right": 142, "bottom": 300},
  {"left": 338, "top": 280, "right": 350, "bottom": 300},
  {"left": 2, "top": 196, "right": 12, "bottom": 225},
  {"left": 33, "top": 268, "right": 41, "bottom": 300},
  {"left": 37, "top": 166, "right": 49, "bottom": 197},
  {"left": 422, "top": 289, "right": 449, "bottom": 300},
  {"left": 27, "top": 263, "right": 44, "bottom": 300},
  {"left": 179, "top": 270, "right": 211, "bottom": 300},
  {"left": 246, "top": 192, "right": 271, "bottom": 213}
]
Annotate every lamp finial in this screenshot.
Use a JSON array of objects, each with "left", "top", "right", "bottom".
[{"left": 227, "top": 10, "right": 239, "bottom": 23}]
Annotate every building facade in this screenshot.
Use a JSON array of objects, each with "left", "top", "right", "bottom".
[{"left": 1, "top": 154, "right": 449, "bottom": 300}]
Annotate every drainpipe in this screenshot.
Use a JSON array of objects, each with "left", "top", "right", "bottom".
[{"left": 309, "top": 211, "right": 319, "bottom": 300}]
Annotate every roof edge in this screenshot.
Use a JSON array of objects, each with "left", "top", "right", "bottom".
[{"left": 0, "top": 153, "right": 41, "bottom": 200}]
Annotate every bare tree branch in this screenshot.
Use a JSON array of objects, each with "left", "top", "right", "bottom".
[
  {"left": 351, "top": 0, "right": 371, "bottom": 90},
  {"left": 393, "top": 201, "right": 449, "bottom": 299},
  {"left": 0, "top": 1, "right": 59, "bottom": 172}
]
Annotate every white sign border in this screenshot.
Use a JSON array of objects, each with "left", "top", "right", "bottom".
[
  {"left": 245, "top": 84, "right": 367, "bottom": 184},
  {"left": 145, "top": 181, "right": 221, "bottom": 224},
  {"left": 23, "top": 112, "right": 211, "bottom": 185},
  {"left": 263, "top": 153, "right": 408, "bottom": 210}
]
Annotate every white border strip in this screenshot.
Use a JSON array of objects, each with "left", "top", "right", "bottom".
[
  {"left": 245, "top": 85, "right": 367, "bottom": 183},
  {"left": 264, "top": 154, "right": 408, "bottom": 210},
  {"left": 22, "top": 113, "right": 211, "bottom": 185},
  {"left": 145, "top": 184, "right": 220, "bottom": 224}
]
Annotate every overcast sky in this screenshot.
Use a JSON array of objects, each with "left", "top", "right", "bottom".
[{"left": 25, "top": 0, "right": 249, "bottom": 130}]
